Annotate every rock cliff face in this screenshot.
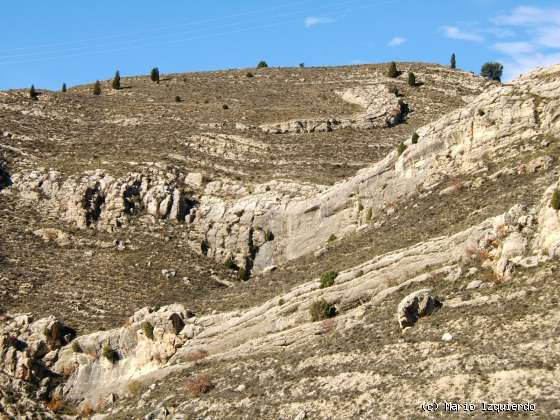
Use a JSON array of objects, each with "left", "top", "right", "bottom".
[
  {"left": 11, "top": 164, "right": 197, "bottom": 230},
  {"left": 184, "top": 65, "right": 560, "bottom": 274}
]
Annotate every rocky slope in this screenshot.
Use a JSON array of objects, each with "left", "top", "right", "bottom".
[{"left": 1, "top": 62, "right": 559, "bottom": 418}]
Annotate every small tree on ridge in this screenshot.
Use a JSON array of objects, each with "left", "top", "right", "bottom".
[
  {"left": 150, "top": 67, "right": 160, "bottom": 83},
  {"left": 112, "top": 70, "right": 121, "bottom": 90}
]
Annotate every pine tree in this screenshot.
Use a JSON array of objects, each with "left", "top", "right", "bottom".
[
  {"left": 150, "top": 67, "right": 160, "bottom": 83},
  {"left": 112, "top": 70, "right": 121, "bottom": 90},
  {"left": 386, "top": 61, "right": 399, "bottom": 78},
  {"left": 93, "top": 80, "right": 101, "bottom": 96},
  {"left": 61, "top": 83, "right": 67, "bottom": 93},
  {"left": 29, "top": 85, "right": 38, "bottom": 100},
  {"left": 407, "top": 72, "right": 416, "bottom": 86},
  {"left": 450, "top": 53, "right": 456, "bottom": 69}
]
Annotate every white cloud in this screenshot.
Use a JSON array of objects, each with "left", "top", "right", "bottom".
[
  {"left": 304, "top": 16, "right": 335, "bottom": 28},
  {"left": 488, "top": 6, "right": 560, "bottom": 81},
  {"left": 494, "top": 6, "right": 560, "bottom": 26},
  {"left": 492, "top": 41, "right": 535, "bottom": 55},
  {"left": 388, "top": 37, "right": 406, "bottom": 47},
  {"left": 501, "top": 52, "right": 560, "bottom": 82},
  {"left": 441, "top": 26, "right": 484, "bottom": 42}
]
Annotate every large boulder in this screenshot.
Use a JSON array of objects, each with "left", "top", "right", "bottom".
[{"left": 397, "top": 289, "right": 442, "bottom": 329}]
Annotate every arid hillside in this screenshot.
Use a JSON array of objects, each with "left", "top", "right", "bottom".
[{"left": 1, "top": 62, "right": 560, "bottom": 419}]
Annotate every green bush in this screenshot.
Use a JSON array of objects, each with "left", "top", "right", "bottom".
[
  {"left": 141, "top": 321, "right": 154, "bottom": 340},
  {"left": 175, "top": 95, "right": 182, "bottom": 102},
  {"left": 328, "top": 234, "right": 337, "bottom": 243},
  {"left": 310, "top": 299, "right": 337, "bottom": 322},
  {"left": 407, "top": 72, "right": 416, "bottom": 86},
  {"left": 222, "top": 104, "right": 229, "bottom": 110},
  {"left": 386, "top": 61, "right": 398, "bottom": 78},
  {"left": 246, "top": 72, "right": 254, "bottom": 78},
  {"left": 397, "top": 142, "right": 407, "bottom": 155},
  {"left": 224, "top": 257, "right": 238, "bottom": 270},
  {"left": 93, "top": 80, "right": 101, "bottom": 96},
  {"left": 411, "top": 132, "right": 419, "bottom": 144},
  {"left": 481, "top": 62, "right": 503, "bottom": 82},
  {"left": 551, "top": 190, "right": 560, "bottom": 210},
  {"left": 71, "top": 341, "right": 82, "bottom": 353},
  {"left": 320, "top": 271, "right": 338, "bottom": 288},
  {"left": 264, "top": 230, "right": 274, "bottom": 241},
  {"left": 450, "top": 53, "right": 456, "bottom": 69},
  {"left": 112, "top": 70, "right": 121, "bottom": 90},
  {"left": 257, "top": 60, "right": 268, "bottom": 68},
  {"left": 477, "top": 109, "right": 485, "bottom": 117},
  {"left": 102, "top": 344, "right": 118, "bottom": 363},
  {"left": 150, "top": 67, "right": 160, "bottom": 83}
]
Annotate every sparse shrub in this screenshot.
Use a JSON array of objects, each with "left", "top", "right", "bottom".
[
  {"left": 450, "top": 53, "right": 456, "bottom": 69},
  {"left": 200, "top": 240, "right": 209, "bottom": 256},
  {"left": 407, "top": 72, "right": 416, "bottom": 86},
  {"left": 386, "top": 61, "right": 399, "bottom": 78},
  {"left": 551, "top": 190, "right": 560, "bottom": 210},
  {"left": 320, "top": 271, "right": 338, "bottom": 288},
  {"left": 141, "top": 321, "right": 154, "bottom": 340},
  {"left": 175, "top": 95, "right": 182, "bottom": 102},
  {"left": 310, "top": 299, "right": 337, "bottom": 322},
  {"left": 278, "top": 298, "right": 285, "bottom": 306},
  {"left": 238, "top": 267, "right": 249, "bottom": 281},
  {"left": 224, "top": 257, "right": 238, "bottom": 270},
  {"left": 112, "top": 70, "right": 121, "bottom": 90},
  {"left": 264, "top": 230, "right": 274, "bottom": 241},
  {"left": 47, "top": 397, "right": 65, "bottom": 412},
  {"left": 29, "top": 85, "right": 38, "bottom": 100},
  {"left": 257, "top": 60, "right": 268, "bottom": 68},
  {"left": 397, "top": 142, "right": 407, "bottom": 155},
  {"left": 127, "top": 380, "right": 142, "bottom": 396},
  {"left": 478, "top": 109, "right": 485, "bottom": 116},
  {"left": 61, "top": 83, "right": 67, "bottom": 93},
  {"left": 102, "top": 344, "right": 118, "bottom": 363},
  {"left": 387, "top": 85, "right": 399, "bottom": 96},
  {"left": 321, "top": 318, "right": 337, "bottom": 334},
  {"left": 222, "top": 104, "right": 229, "bottom": 110},
  {"left": 150, "top": 67, "right": 160, "bottom": 83},
  {"left": 79, "top": 402, "right": 94, "bottom": 416},
  {"left": 411, "top": 132, "right": 420, "bottom": 144},
  {"left": 481, "top": 62, "right": 503, "bottom": 82},
  {"left": 185, "top": 373, "right": 214, "bottom": 397},
  {"left": 184, "top": 349, "right": 209, "bottom": 362},
  {"left": 71, "top": 341, "right": 82, "bottom": 353},
  {"left": 93, "top": 80, "right": 101, "bottom": 96},
  {"left": 246, "top": 72, "right": 254, "bottom": 78},
  {"left": 366, "top": 208, "right": 373, "bottom": 222},
  {"left": 328, "top": 234, "right": 337, "bottom": 243}
]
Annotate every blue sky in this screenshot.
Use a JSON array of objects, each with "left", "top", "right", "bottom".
[{"left": 1, "top": 0, "right": 559, "bottom": 90}]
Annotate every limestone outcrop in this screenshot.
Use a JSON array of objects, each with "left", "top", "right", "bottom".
[
  {"left": 10, "top": 164, "right": 198, "bottom": 231},
  {"left": 259, "top": 84, "right": 407, "bottom": 134}
]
